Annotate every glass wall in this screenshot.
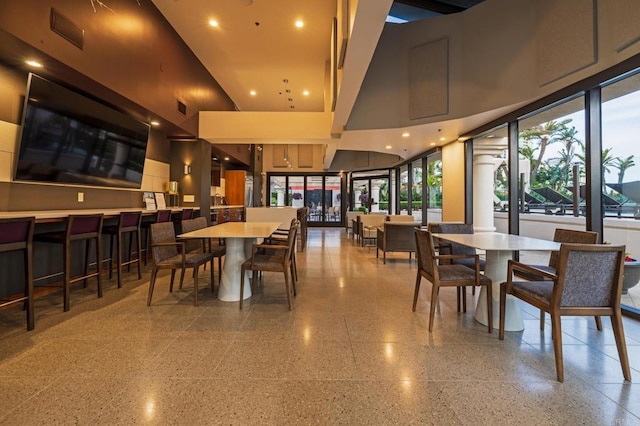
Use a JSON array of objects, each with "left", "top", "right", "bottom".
[
  {"left": 518, "top": 96, "right": 585, "bottom": 221},
  {"left": 411, "top": 159, "right": 422, "bottom": 221},
  {"left": 399, "top": 165, "right": 409, "bottom": 215},
  {"left": 602, "top": 72, "right": 640, "bottom": 307}
]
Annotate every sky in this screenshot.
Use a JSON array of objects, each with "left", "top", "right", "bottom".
[{"left": 548, "top": 89, "right": 640, "bottom": 184}]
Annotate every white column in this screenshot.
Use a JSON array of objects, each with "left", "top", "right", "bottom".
[
  {"left": 473, "top": 153, "right": 497, "bottom": 233},
  {"left": 371, "top": 187, "right": 380, "bottom": 212}
]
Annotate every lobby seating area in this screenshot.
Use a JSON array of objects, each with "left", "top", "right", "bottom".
[{"left": 0, "top": 228, "right": 638, "bottom": 424}]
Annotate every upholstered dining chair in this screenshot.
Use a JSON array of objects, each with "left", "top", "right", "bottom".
[
  {"left": 513, "top": 228, "right": 599, "bottom": 330},
  {"left": 412, "top": 229, "right": 493, "bottom": 333},
  {"left": 265, "top": 218, "right": 299, "bottom": 282},
  {"left": 179, "top": 217, "right": 225, "bottom": 291},
  {"left": 240, "top": 224, "right": 298, "bottom": 310},
  {"left": 499, "top": 243, "right": 631, "bottom": 383},
  {"left": 147, "top": 222, "right": 213, "bottom": 307},
  {"left": 428, "top": 222, "right": 485, "bottom": 313}
]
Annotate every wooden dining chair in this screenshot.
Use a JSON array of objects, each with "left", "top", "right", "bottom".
[
  {"left": 412, "top": 229, "right": 493, "bottom": 333},
  {"left": 513, "top": 228, "right": 599, "bottom": 330},
  {"left": 179, "top": 217, "right": 225, "bottom": 291},
  {"left": 147, "top": 222, "right": 213, "bottom": 307},
  {"left": 500, "top": 243, "right": 631, "bottom": 382},
  {"left": 239, "top": 224, "right": 298, "bottom": 310}
]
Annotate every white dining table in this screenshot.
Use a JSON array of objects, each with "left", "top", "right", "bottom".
[
  {"left": 178, "top": 221, "right": 281, "bottom": 302},
  {"left": 433, "top": 232, "right": 560, "bottom": 331}
]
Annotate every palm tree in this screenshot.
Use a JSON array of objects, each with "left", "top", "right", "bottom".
[
  {"left": 520, "top": 119, "right": 574, "bottom": 181},
  {"left": 613, "top": 155, "right": 636, "bottom": 184}
]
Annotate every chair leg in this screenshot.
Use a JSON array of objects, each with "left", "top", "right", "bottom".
[
  {"left": 83, "top": 239, "right": 90, "bottom": 288},
  {"left": 284, "top": 268, "right": 292, "bottom": 311},
  {"left": 550, "top": 313, "right": 564, "bottom": 382},
  {"left": 116, "top": 233, "right": 122, "bottom": 288},
  {"left": 290, "top": 261, "right": 297, "bottom": 297},
  {"left": 63, "top": 242, "right": 71, "bottom": 312},
  {"left": 240, "top": 266, "right": 247, "bottom": 310},
  {"left": 594, "top": 316, "right": 602, "bottom": 331},
  {"left": 499, "top": 282, "right": 506, "bottom": 340},
  {"left": 193, "top": 267, "right": 199, "bottom": 307},
  {"left": 428, "top": 284, "right": 438, "bottom": 332},
  {"left": 412, "top": 274, "right": 421, "bottom": 312},
  {"left": 108, "top": 234, "right": 114, "bottom": 279},
  {"left": 169, "top": 269, "right": 176, "bottom": 292},
  {"left": 95, "top": 236, "right": 103, "bottom": 298},
  {"left": 462, "top": 286, "right": 467, "bottom": 313},
  {"left": 218, "top": 257, "right": 223, "bottom": 284},
  {"left": 147, "top": 269, "right": 158, "bottom": 306},
  {"left": 179, "top": 267, "right": 186, "bottom": 289},
  {"left": 135, "top": 230, "right": 142, "bottom": 279},
  {"left": 210, "top": 259, "right": 215, "bottom": 292},
  {"left": 24, "top": 247, "right": 34, "bottom": 331},
  {"left": 611, "top": 311, "right": 632, "bottom": 381},
  {"left": 540, "top": 310, "right": 545, "bottom": 330},
  {"left": 485, "top": 283, "right": 492, "bottom": 333}
]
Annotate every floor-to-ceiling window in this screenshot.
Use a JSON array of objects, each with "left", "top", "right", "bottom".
[
  {"left": 602, "top": 71, "right": 640, "bottom": 311},
  {"left": 267, "top": 173, "right": 344, "bottom": 227},
  {"left": 517, "top": 96, "right": 586, "bottom": 223},
  {"left": 351, "top": 170, "right": 390, "bottom": 214},
  {"left": 411, "top": 159, "right": 422, "bottom": 221}
]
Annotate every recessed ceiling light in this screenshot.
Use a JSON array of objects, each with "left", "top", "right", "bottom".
[
  {"left": 402, "top": 132, "right": 410, "bottom": 138},
  {"left": 224, "top": 157, "right": 230, "bottom": 161},
  {"left": 150, "top": 120, "right": 160, "bottom": 126},
  {"left": 430, "top": 142, "right": 436, "bottom": 146},
  {"left": 302, "top": 90, "right": 309, "bottom": 96},
  {"left": 209, "top": 19, "right": 218, "bottom": 27},
  {"left": 213, "top": 157, "right": 218, "bottom": 161},
  {"left": 295, "top": 20, "right": 304, "bottom": 28},
  {"left": 25, "top": 60, "right": 42, "bottom": 68},
  {"left": 385, "top": 145, "right": 392, "bottom": 149},
  {"left": 249, "top": 90, "right": 256, "bottom": 96},
  {"left": 440, "top": 137, "right": 445, "bottom": 141}
]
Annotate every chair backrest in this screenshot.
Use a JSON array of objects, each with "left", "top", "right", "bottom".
[
  {"left": 414, "top": 229, "right": 437, "bottom": 281},
  {"left": 118, "top": 211, "right": 142, "bottom": 231},
  {"left": 150, "top": 222, "right": 178, "bottom": 263},
  {"left": 554, "top": 243, "right": 624, "bottom": 308},
  {"left": 386, "top": 215, "right": 415, "bottom": 222},
  {"left": 359, "top": 214, "right": 386, "bottom": 228},
  {"left": 286, "top": 222, "right": 298, "bottom": 261},
  {"left": 68, "top": 214, "right": 103, "bottom": 239},
  {"left": 0, "top": 217, "right": 35, "bottom": 252},
  {"left": 181, "top": 208, "right": 194, "bottom": 220},
  {"left": 180, "top": 217, "right": 208, "bottom": 252},
  {"left": 430, "top": 222, "right": 475, "bottom": 258},
  {"left": 549, "top": 228, "right": 599, "bottom": 269},
  {"left": 156, "top": 210, "right": 172, "bottom": 223}
]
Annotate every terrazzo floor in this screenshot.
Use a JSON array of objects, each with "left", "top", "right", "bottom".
[{"left": 1, "top": 228, "right": 639, "bottom": 425}]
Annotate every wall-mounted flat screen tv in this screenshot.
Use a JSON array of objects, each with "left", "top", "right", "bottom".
[{"left": 14, "top": 74, "right": 150, "bottom": 189}]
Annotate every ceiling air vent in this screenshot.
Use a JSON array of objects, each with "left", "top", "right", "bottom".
[
  {"left": 177, "top": 100, "right": 187, "bottom": 115},
  {"left": 50, "top": 8, "right": 84, "bottom": 50}
]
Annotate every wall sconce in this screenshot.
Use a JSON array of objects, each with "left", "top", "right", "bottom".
[{"left": 184, "top": 164, "right": 191, "bottom": 175}]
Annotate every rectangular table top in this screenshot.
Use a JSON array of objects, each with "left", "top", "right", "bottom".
[
  {"left": 178, "top": 221, "right": 281, "bottom": 239},
  {"left": 432, "top": 232, "right": 560, "bottom": 251}
]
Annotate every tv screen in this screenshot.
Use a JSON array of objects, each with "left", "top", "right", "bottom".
[{"left": 14, "top": 74, "right": 150, "bottom": 189}]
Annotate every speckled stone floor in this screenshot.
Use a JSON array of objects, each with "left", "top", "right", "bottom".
[{"left": 1, "top": 228, "right": 639, "bottom": 425}]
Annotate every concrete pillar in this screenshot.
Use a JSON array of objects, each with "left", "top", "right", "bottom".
[{"left": 473, "top": 153, "right": 497, "bottom": 232}]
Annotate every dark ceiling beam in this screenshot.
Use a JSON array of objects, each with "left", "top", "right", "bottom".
[{"left": 394, "top": 0, "right": 467, "bottom": 15}]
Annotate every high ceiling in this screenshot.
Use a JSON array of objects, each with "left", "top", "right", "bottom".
[{"left": 152, "top": 0, "right": 492, "bottom": 166}]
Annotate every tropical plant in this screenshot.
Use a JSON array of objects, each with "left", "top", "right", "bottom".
[{"left": 613, "top": 155, "right": 636, "bottom": 184}]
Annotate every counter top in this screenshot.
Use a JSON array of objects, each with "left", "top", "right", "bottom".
[
  {"left": 210, "top": 205, "right": 245, "bottom": 210},
  {"left": 0, "top": 207, "right": 197, "bottom": 222}
]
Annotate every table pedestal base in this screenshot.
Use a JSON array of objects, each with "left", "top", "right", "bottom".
[
  {"left": 217, "top": 237, "right": 253, "bottom": 302},
  {"left": 474, "top": 249, "right": 524, "bottom": 331}
]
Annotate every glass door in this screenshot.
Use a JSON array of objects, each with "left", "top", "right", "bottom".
[{"left": 352, "top": 176, "right": 390, "bottom": 214}]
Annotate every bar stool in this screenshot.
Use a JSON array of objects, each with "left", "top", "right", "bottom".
[
  {"left": 34, "top": 214, "right": 103, "bottom": 312},
  {"left": 102, "top": 211, "right": 142, "bottom": 288},
  {"left": 141, "top": 210, "right": 172, "bottom": 266},
  {"left": 0, "top": 217, "right": 35, "bottom": 330}
]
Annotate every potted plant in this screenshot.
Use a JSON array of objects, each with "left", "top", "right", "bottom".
[{"left": 623, "top": 254, "right": 640, "bottom": 294}]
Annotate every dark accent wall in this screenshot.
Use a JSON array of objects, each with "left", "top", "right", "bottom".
[
  {"left": 0, "top": 0, "right": 234, "bottom": 137},
  {"left": 169, "top": 139, "right": 211, "bottom": 220}
]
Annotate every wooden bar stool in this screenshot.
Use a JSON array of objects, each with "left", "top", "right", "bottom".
[
  {"left": 102, "top": 211, "right": 142, "bottom": 288},
  {"left": 34, "top": 214, "right": 103, "bottom": 312},
  {"left": 0, "top": 217, "right": 35, "bottom": 330},
  {"left": 141, "top": 210, "right": 172, "bottom": 266}
]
